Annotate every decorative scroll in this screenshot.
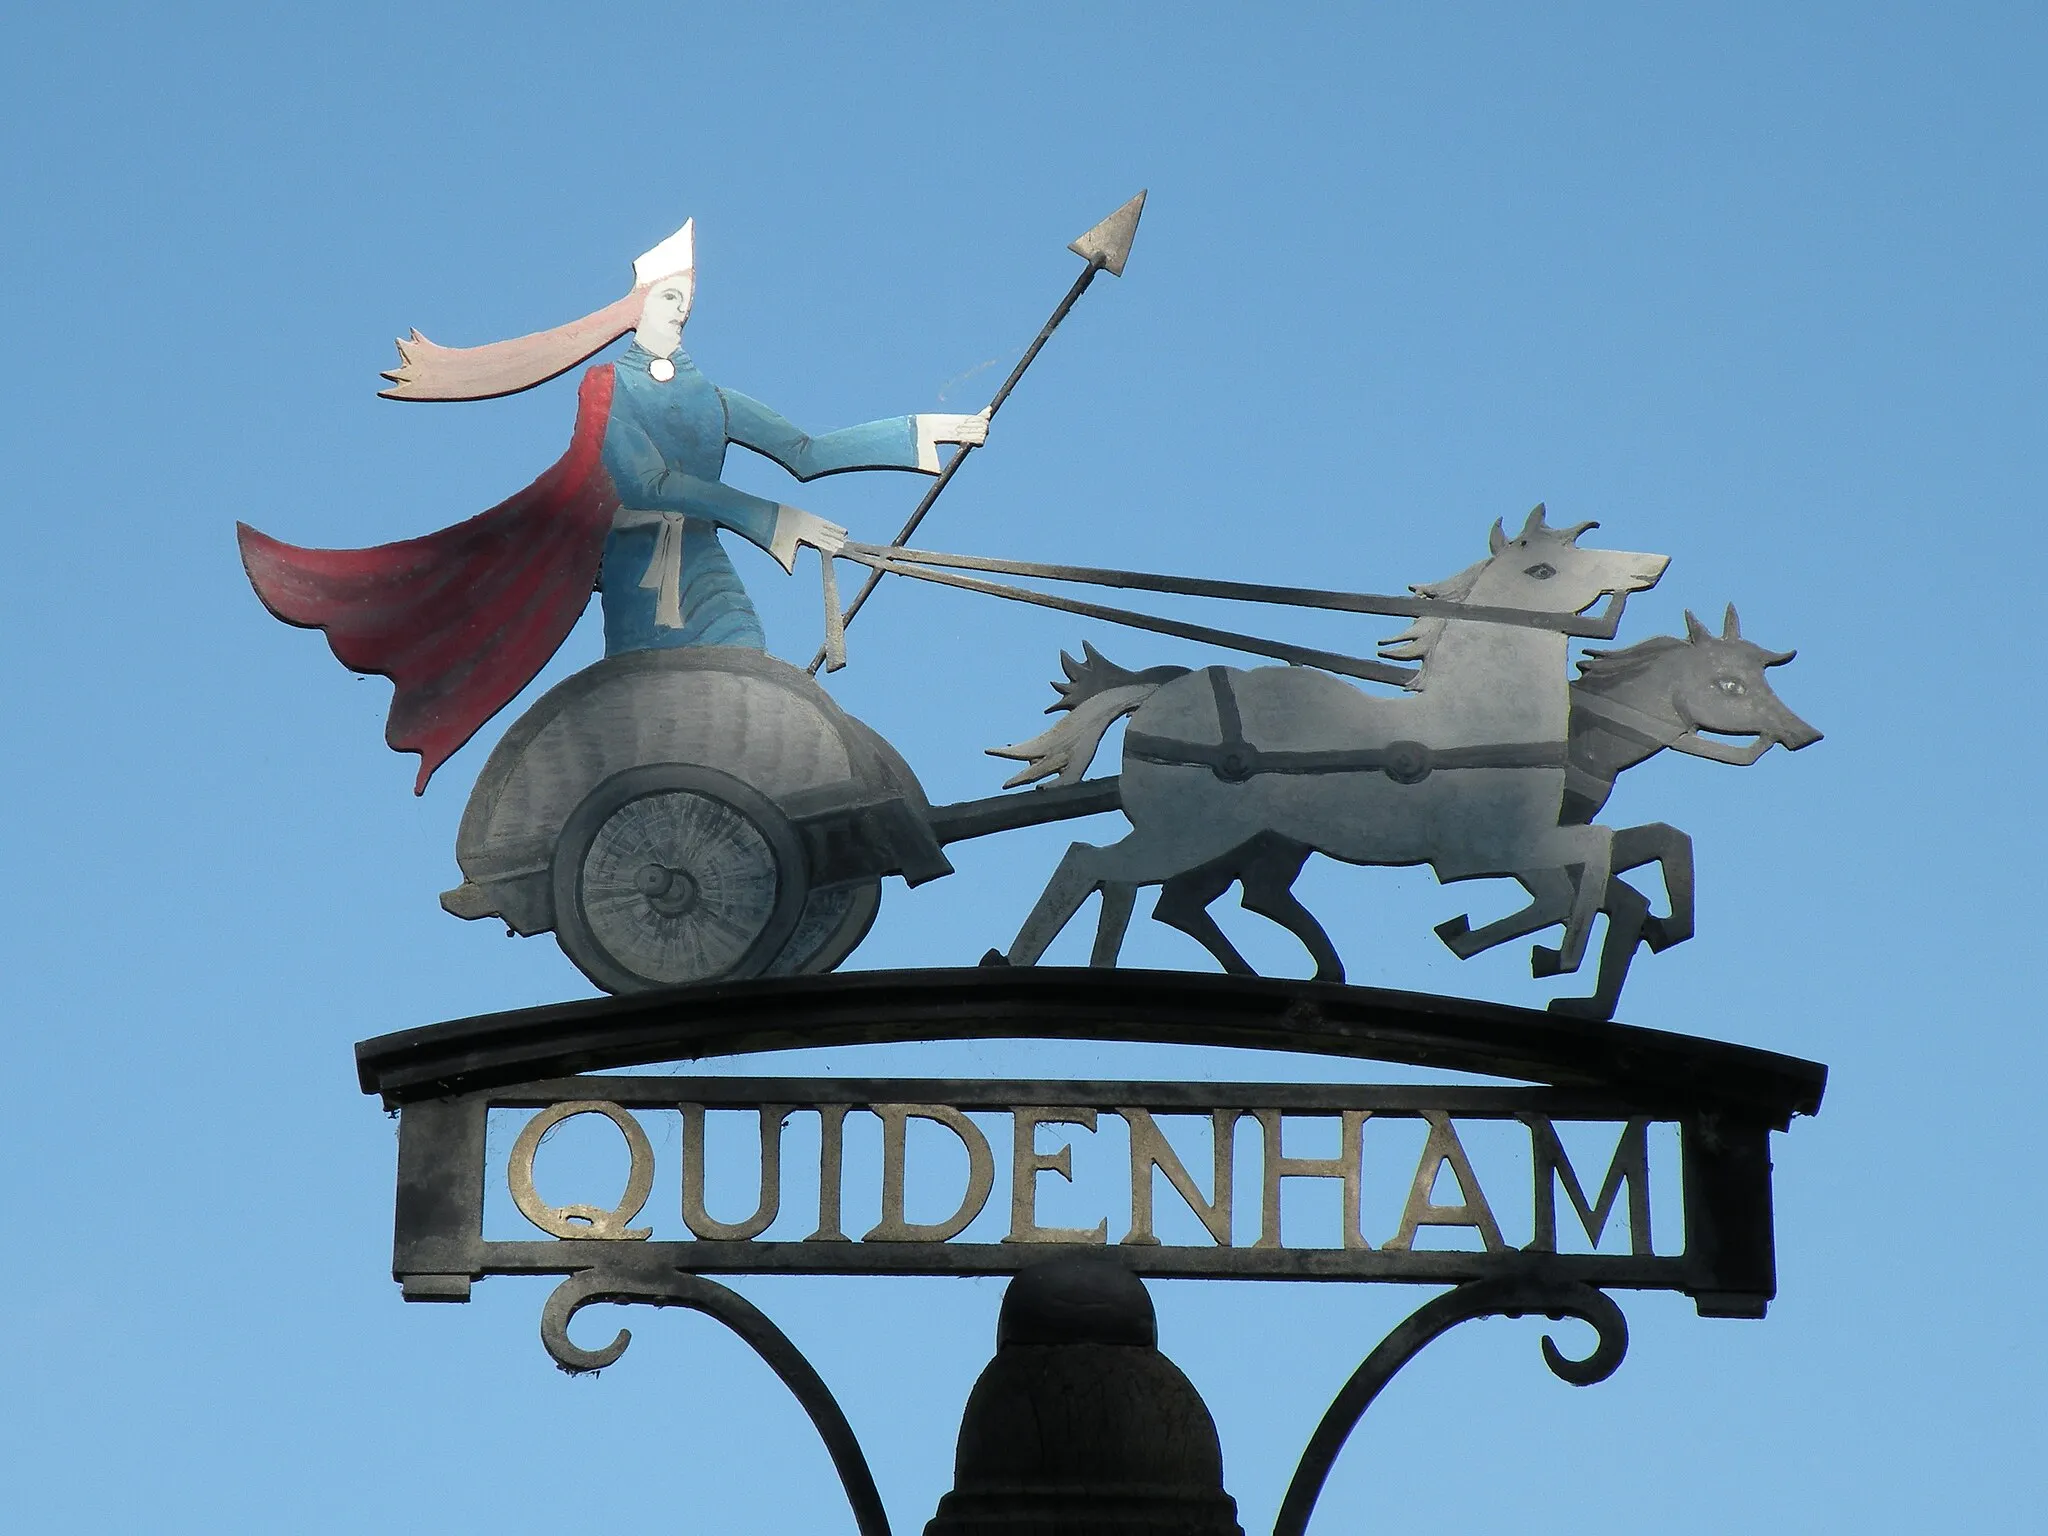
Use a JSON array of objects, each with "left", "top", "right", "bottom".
[
  {"left": 1273, "top": 1276, "right": 1629, "bottom": 1536},
  {"left": 539, "top": 1268, "right": 889, "bottom": 1536}
]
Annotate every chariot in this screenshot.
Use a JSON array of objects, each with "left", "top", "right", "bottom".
[
  {"left": 438, "top": 645, "right": 1111, "bottom": 992},
  {"left": 438, "top": 511, "right": 1818, "bottom": 1014}
]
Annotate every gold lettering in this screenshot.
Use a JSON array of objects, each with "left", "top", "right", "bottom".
[
  {"left": 1254, "top": 1109, "right": 1370, "bottom": 1250},
  {"left": 679, "top": 1104, "right": 787, "bottom": 1241},
  {"left": 1522, "top": 1116, "right": 1651, "bottom": 1255},
  {"left": 1384, "top": 1113, "right": 1504, "bottom": 1253},
  {"left": 1005, "top": 1107, "right": 1108, "bottom": 1244},
  {"left": 863, "top": 1104, "right": 996, "bottom": 1242},
  {"left": 1120, "top": 1108, "right": 1238, "bottom": 1247},
  {"left": 806, "top": 1103, "right": 852, "bottom": 1243},
  {"left": 506, "top": 1101, "right": 654, "bottom": 1241}
]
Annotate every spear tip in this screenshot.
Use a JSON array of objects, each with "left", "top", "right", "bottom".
[{"left": 1068, "top": 190, "right": 1147, "bottom": 276}]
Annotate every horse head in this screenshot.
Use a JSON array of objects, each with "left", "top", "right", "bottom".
[
  {"left": 1472, "top": 504, "right": 1669, "bottom": 615},
  {"left": 1669, "top": 604, "right": 1822, "bottom": 752}
]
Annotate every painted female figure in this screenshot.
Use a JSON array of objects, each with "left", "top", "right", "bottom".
[{"left": 239, "top": 220, "right": 986, "bottom": 791}]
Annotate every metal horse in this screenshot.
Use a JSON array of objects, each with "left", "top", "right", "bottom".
[
  {"left": 996, "top": 508, "right": 1670, "bottom": 978},
  {"left": 1437, "top": 603, "right": 1820, "bottom": 1014},
  {"left": 992, "top": 603, "right": 1817, "bottom": 1018}
]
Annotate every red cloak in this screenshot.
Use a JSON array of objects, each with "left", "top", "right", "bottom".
[{"left": 239, "top": 366, "right": 619, "bottom": 793}]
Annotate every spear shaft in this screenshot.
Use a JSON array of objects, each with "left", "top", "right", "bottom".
[{"left": 806, "top": 191, "right": 1146, "bottom": 675}]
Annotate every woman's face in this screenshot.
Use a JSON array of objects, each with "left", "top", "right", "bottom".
[{"left": 635, "top": 276, "right": 694, "bottom": 351}]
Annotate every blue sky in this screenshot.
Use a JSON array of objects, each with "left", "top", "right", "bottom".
[{"left": 3, "top": 4, "right": 2042, "bottom": 1530}]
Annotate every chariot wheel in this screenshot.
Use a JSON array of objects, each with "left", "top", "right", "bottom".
[
  {"left": 767, "top": 879, "right": 883, "bottom": 977},
  {"left": 552, "top": 764, "right": 809, "bottom": 993}
]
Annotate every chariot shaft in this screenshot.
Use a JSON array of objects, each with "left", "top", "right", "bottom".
[{"left": 926, "top": 777, "right": 1124, "bottom": 845}]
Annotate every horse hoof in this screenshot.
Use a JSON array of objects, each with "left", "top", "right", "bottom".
[
  {"left": 1530, "top": 944, "right": 1563, "bottom": 979},
  {"left": 978, "top": 948, "right": 1012, "bottom": 968}
]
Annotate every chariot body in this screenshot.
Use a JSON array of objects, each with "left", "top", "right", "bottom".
[{"left": 439, "top": 648, "right": 956, "bottom": 992}]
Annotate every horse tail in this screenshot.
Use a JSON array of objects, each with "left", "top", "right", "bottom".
[
  {"left": 1049, "top": 641, "right": 1192, "bottom": 711},
  {"left": 988, "top": 681, "right": 1173, "bottom": 787},
  {"left": 988, "top": 645, "right": 1190, "bottom": 788}
]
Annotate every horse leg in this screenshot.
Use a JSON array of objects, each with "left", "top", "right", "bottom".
[
  {"left": 1089, "top": 883, "right": 1137, "bottom": 968},
  {"left": 1610, "top": 823, "right": 1694, "bottom": 953},
  {"left": 1236, "top": 835, "right": 1344, "bottom": 982},
  {"left": 1434, "top": 868, "right": 1574, "bottom": 959},
  {"left": 1010, "top": 826, "right": 1242, "bottom": 967},
  {"left": 1528, "top": 827, "right": 1613, "bottom": 976},
  {"left": 1006, "top": 843, "right": 1111, "bottom": 966},
  {"left": 1154, "top": 863, "right": 1256, "bottom": 975},
  {"left": 1548, "top": 876, "right": 1653, "bottom": 1021}
]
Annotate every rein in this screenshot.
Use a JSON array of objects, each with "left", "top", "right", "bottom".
[
  {"left": 828, "top": 541, "right": 1632, "bottom": 684},
  {"left": 831, "top": 544, "right": 1417, "bottom": 686}
]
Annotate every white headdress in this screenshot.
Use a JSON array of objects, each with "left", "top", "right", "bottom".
[{"left": 381, "top": 219, "right": 697, "bottom": 402}]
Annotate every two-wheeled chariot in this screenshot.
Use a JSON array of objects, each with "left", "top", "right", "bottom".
[{"left": 441, "top": 505, "right": 1819, "bottom": 1020}]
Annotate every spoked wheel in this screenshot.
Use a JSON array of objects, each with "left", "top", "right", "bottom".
[
  {"left": 766, "top": 879, "right": 882, "bottom": 977},
  {"left": 552, "top": 764, "right": 808, "bottom": 993}
]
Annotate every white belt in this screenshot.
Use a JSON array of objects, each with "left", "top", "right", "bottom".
[{"left": 614, "top": 509, "right": 689, "bottom": 629}]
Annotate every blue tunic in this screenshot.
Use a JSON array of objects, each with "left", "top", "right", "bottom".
[{"left": 598, "top": 343, "right": 925, "bottom": 654}]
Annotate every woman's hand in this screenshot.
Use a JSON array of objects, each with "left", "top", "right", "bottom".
[
  {"left": 768, "top": 505, "right": 850, "bottom": 573},
  {"left": 913, "top": 409, "right": 992, "bottom": 469},
  {"left": 923, "top": 409, "right": 991, "bottom": 447}
]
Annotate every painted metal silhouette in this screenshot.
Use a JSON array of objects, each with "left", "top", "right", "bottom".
[
  {"left": 238, "top": 204, "right": 1147, "bottom": 992},
  {"left": 995, "top": 507, "right": 1671, "bottom": 980},
  {"left": 239, "top": 219, "right": 986, "bottom": 794},
  {"left": 238, "top": 202, "right": 1818, "bottom": 1017},
  {"left": 993, "top": 601, "right": 1818, "bottom": 1017}
]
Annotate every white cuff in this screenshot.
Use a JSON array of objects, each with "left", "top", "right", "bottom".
[
  {"left": 913, "top": 415, "right": 946, "bottom": 474},
  {"left": 914, "top": 413, "right": 982, "bottom": 473},
  {"left": 767, "top": 505, "right": 804, "bottom": 573}
]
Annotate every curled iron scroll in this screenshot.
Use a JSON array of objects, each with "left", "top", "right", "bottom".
[
  {"left": 1273, "top": 1275, "right": 1628, "bottom": 1536},
  {"left": 542, "top": 1268, "right": 890, "bottom": 1536}
]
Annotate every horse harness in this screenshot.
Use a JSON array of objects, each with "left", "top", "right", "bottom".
[{"left": 1123, "top": 667, "right": 1568, "bottom": 787}]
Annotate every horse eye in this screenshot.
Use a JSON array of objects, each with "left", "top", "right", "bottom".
[
  {"left": 1524, "top": 562, "right": 1556, "bottom": 579},
  {"left": 1715, "top": 676, "right": 1746, "bottom": 695}
]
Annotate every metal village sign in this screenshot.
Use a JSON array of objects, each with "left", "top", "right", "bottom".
[{"left": 250, "top": 195, "right": 1829, "bottom": 1534}]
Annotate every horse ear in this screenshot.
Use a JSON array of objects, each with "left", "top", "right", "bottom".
[
  {"left": 1684, "top": 609, "right": 1713, "bottom": 643},
  {"left": 1722, "top": 603, "right": 1742, "bottom": 639},
  {"left": 1763, "top": 648, "right": 1797, "bottom": 667},
  {"left": 1562, "top": 519, "right": 1601, "bottom": 543},
  {"left": 1519, "top": 503, "right": 1547, "bottom": 538},
  {"left": 1489, "top": 519, "right": 1508, "bottom": 554}
]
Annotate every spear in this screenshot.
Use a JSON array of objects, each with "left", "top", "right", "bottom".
[{"left": 807, "top": 190, "right": 1147, "bottom": 675}]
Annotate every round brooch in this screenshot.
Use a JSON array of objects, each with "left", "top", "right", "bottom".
[{"left": 648, "top": 357, "right": 676, "bottom": 383}]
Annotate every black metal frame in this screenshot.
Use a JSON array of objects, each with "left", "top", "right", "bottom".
[
  {"left": 362, "top": 970, "right": 1824, "bottom": 1535},
  {"left": 357, "top": 968, "right": 1825, "bottom": 1123},
  {"left": 1273, "top": 1275, "right": 1629, "bottom": 1536},
  {"left": 539, "top": 1269, "right": 891, "bottom": 1536},
  {"left": 399, "top": 1074, "right": 1779, "bottom": 1300}
]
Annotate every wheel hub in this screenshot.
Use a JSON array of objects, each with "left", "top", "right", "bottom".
[{"left": 635, "top": 861, "right": 701, "bottom": 916}]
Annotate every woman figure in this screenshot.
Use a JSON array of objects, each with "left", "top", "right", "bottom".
[{"left": 240, "top": 220, "right": 986, "bottom": 791}]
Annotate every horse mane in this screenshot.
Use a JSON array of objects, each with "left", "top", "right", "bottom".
[
  {"left": 1574, "top": 633, "right": 1689, "bottom": 691},
  {"left": 1377, "top": 555, "right": 1490, "bottom": 683}
]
